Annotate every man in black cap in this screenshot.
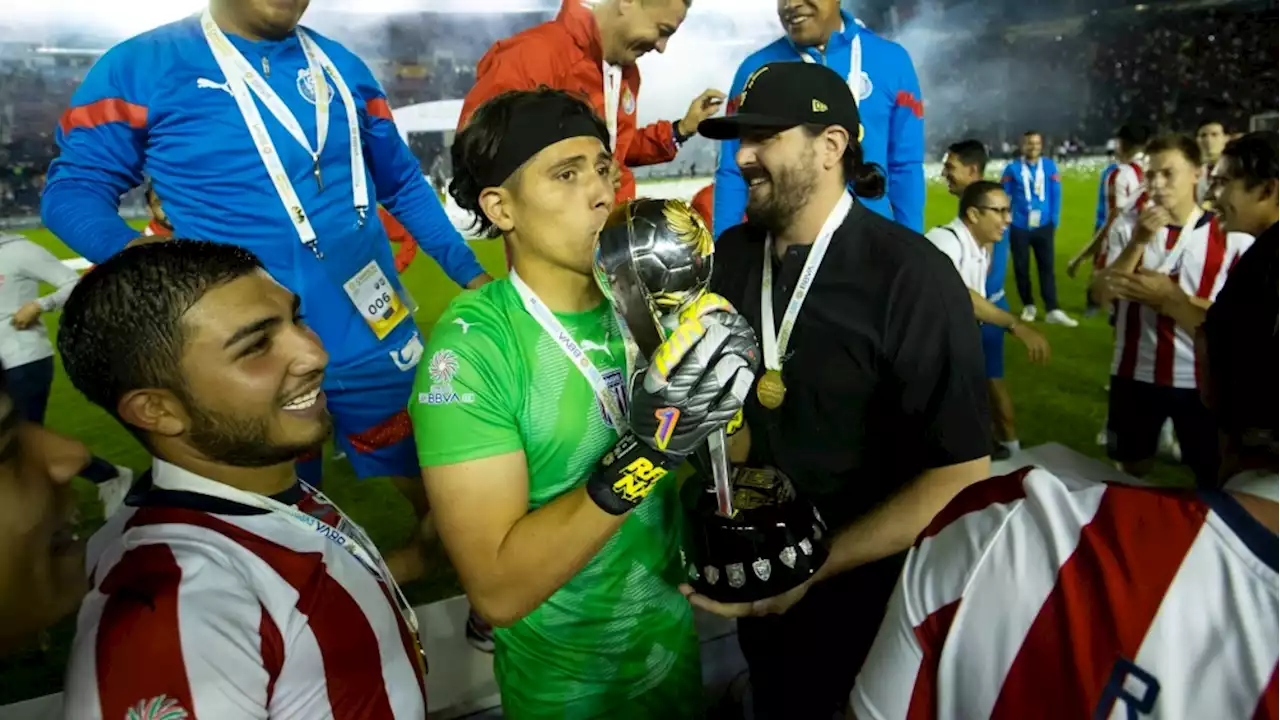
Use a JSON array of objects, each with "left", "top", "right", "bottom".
[{"left": 683, "top": 61, "right": 993, "bottom": 717}]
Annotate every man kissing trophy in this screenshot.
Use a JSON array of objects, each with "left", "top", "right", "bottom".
[{"left": 595, "top": 198, "right": 828, "bottom": 603}]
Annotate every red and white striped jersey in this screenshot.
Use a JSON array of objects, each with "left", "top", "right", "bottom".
[
  {"left": 1094, "top": 161, "right": 1147, "bottom": 270},
  {"left": 852, "top": 466, "right": 1279, "bottom": 720},
  {"left": 1109, "top": 211, "right": 1254, "bottom": 388},
  {"left": 64, "top": 460, "right": 427, "bottom": 720}
]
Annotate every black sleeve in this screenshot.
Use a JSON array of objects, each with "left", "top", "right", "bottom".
[{"left": 883, "top": 251, "right": 992, "bottom": 469}]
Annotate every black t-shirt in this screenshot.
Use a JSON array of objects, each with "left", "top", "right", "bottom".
[{"left": 710, "top": 200, "right": 992, "bottom": 531}]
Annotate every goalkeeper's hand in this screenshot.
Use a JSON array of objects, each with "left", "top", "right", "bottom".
[
  {"left": 630, "top": 293, "right": 759, "bottom": 459},
  {"left": 585, "top": 294, "right": 759, "bottom": 515}
]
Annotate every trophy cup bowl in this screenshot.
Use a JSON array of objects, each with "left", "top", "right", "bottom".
[{"left": 594, "top": 198, "right": 828, "bottom": 603}]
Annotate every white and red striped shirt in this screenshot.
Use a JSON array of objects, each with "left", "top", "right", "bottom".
[
  {"left": 64, "top": 460, "right": 427, "bottom": 720},
  {"left": 852, "top": 466, "right": 1279, "bottom": 720},
  {"left": 1095, "top": 161, "right": 1148, "bottom": 270},
  {"left": 1109, "top": 211, "right": 1253, "bottom": 388}
]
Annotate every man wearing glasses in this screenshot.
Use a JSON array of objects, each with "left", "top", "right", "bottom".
[{"left": 925, "top": 181, "right": 1051, "bottom": 458}]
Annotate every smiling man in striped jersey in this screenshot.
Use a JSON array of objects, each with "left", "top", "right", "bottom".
[{"left": 57, "top": 241, "right": 427, "bottom": 719}]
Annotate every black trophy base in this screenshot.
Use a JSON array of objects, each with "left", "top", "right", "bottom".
[{"left": 680, "top": 467, "right": 829, "bottom": 604}]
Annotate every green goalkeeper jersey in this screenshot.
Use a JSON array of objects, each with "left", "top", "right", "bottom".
[{"left": 410, "top": 279, "right": 701, "bottom": 719}]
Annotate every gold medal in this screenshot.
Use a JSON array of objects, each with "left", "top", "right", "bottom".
[{"left": 756, "top": 369, "right": 786, "bottom": 409}]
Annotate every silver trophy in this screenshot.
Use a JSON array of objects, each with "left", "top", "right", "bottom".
[
  {"left": 593, "top": 198, "right": 736, "bottom": 518},
  {"left": 595, "top": 198, "right": 829, "bottom": 603}
]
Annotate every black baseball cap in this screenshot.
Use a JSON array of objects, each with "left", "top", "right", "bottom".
[{"left": 698, "top": 61, "right": 862, "bottom": 143}]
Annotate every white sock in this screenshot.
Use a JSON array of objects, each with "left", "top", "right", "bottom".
[{"left": 1000, "top": 440, "right": 1021, "bottom": 453}]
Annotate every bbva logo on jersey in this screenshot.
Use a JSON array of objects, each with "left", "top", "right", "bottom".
[{"left": 598, "top": 368, "right": 628, "bottom": 428}]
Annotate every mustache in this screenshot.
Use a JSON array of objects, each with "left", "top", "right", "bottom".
[
  {"left": 781, "top": 4, "right": 817, "bottom": 22},
  {"left": 742, "top": 166, "right": 770, "bottom": 182}
]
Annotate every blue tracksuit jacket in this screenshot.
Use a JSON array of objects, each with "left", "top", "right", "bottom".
[
  {"left": 1094, "top": 162, "right": 1118, "bottom": 232},
  {"left": 42, "top": 16, "right": 484, "bottom": 376},
  {"left": 999, "top": 157, "right": 1063, "bottom": 231},
  {"left": 712, "top": 11, "right": 925, "bottom": 236}
]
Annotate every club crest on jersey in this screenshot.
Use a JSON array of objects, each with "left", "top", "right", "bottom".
[
  {"left": 598, "top": 368, "right": 628, "bottom": 428},
  {"left": 296, "top": 68, "right": 333, "bottom": 106},
  {"left": 622, "top": 86, "right": 636, "bottom": 115},
  {"left": 419, "top": 349, "right": 475, "bottom": 406},
  {"left": 853, "top": 71, "right": 873, "bottom": 102},
  {"left": 126, "top": 695, "right": 189, "bottom": 720}
]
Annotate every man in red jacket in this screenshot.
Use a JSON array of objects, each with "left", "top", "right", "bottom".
[{"left": 459, "top": 0, "right": 724, "bottom": 204}]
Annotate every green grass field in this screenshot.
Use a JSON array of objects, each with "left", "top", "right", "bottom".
[{"left": 0, "top": 173, "right": 1194, "bottom": 704}]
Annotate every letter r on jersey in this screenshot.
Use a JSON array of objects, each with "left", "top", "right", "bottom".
[{"left": 1095, "top": 658, "right": 1160, "bottom": 720}]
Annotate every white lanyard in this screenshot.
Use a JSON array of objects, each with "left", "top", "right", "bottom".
[
  {"left": 1155, "top": 207, "right": 1204, "bottom": 275},
  {"left": 760, "top": 191, "right": 853, "bottom": 371},
  {"left": 794, "top": 23, "right": 863, "bottom": 107},
  {"left": 1020, "top": 159, "right": 1045, "bottom": 203},
  {"left": 509, "top": 271, "right": 627, "bottom": 432},
  {"left": 201, "top": 10, "right": 369, "bottom": 259},
  {"left": 1224, "top": 469, "right": 1280, "bottom": 503},
  {"left": 149, "top": 459, "right": 419, "bottom": 638},
  {"left": 601, "top": 61, "right": 622, "bottom": 152}
]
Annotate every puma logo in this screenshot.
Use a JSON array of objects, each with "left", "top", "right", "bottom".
[
  {"left": 197, "top": 77, "right": 232, "bottom": 95},
  {"left": 580, "top": 338, "right": 613, "bottom": 359},
  {"left": 453, "top": 317, "right": 479, "bottom": 334}
]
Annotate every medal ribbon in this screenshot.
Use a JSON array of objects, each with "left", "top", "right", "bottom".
[
  {"left": 761, "top": 192, "right": 854, "bottom": 372},
  {"left": 1153, "top": 207, "right": 1205, "bottom": 275},
  {"left": 148, "top": 459, "right": 422, "bottom": 648},
  {"left": 1020, "top": 158, "right": 1045, "bottom": 204},
  {"left": 602, "top": 61, "right": 622, "bottom": 153},
  {"left": 201, "top": 9, "right": 369, "bottom": 258},
  {"left": 510, "top": 271, "right": 628, "bottom": 433},
  {"left": 793, "top": 20, "right": 864, "bottom": 107}
]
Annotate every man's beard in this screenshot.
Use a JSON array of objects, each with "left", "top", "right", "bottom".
[
  {"left": 744, "top": 152, "right": 820, "bottom": 236},
  {"left": 184, "top": 394, "right": 330, "bottom": 469}
]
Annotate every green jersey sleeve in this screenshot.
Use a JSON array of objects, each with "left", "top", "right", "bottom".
[{"left": 410, "top": 292, "right": 524, "bottom": 467}]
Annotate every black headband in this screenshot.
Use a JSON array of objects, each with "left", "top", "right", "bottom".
[{"left": 479, "top": 106, "right": 610, "bottom": 188}]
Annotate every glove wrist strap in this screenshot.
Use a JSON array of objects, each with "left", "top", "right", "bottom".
[{"left": 586, "top": 433, "right": 675, "bottom": 515}]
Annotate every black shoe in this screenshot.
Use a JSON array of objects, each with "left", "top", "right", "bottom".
[{"left": 992, "top": 444, "right": 1012, "bottom": 461}]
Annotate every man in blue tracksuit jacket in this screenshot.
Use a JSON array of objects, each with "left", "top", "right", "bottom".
[
  {"left": 42, "top": 0, "right": 488, "bottom": 580},
  {"left": 1086, "top": 159, "right": 1119, "bottom": 314},
  {"left": 999, "top": 130, "right": 1077, "bottom": 327},
  {"left": 712, "top": 1, "right": 925, "bottom": 236}
]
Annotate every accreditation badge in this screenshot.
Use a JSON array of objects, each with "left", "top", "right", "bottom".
[
  {"left": 1028, "top": 209, "right": 1042, "bottom": 229},
  {"left": 343, "top": 260, "right": 409, "bottom": 340}
]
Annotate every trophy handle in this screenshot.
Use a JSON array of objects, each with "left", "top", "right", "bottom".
[{"left": 707, "top": 430, "right": 735, "bottom": 518}]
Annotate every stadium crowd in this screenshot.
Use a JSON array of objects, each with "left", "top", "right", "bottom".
[{"left": 0, "top": 0, "right": 1277, "bottom": 718}]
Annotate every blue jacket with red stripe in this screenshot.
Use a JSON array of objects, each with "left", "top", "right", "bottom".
[
  {"left": 999, "top": 157, "right": 1064, "bottom": 231},
  {"left": 712, "top": 12, "right": 926, "bottom": 236},
  {"left": 42, "top": 17, "right": 484, "bottom": 373}
]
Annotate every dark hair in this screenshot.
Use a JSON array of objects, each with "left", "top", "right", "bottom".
[
  {"left": 946, "top": 139, "right": 988, "bottom": 175},
  {"left": 1202, "top": 245, "right": 1278, "bottom": 446},
  {"left": 958, "top": 180, "right": 1005, "bottom": 218},
  {"left": 57, "top": 241, "right": 264, "bottom": 426},
  {"left": 450, "top": 87, "right": 610, "bottom": 239},
  {"left": 800, "top": 124, "right": 886, "bottom": 200},
  {"left": 1023, "top": 130, "right": 1042, "bottom": 139},
  {"left": 1145, "top": 133, "right": 1202, "bottom": 167},
  {"left": 1197, "top": 119, "right": 1226, "bottom": 133},
  {"left": 1115, "top": 123, "right": 1151, "bottom": 152},
  {"left": 1220, "top": 131, "right": 1279, "bottom": 189}
]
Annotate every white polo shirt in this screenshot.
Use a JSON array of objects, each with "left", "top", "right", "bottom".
[{"left": 925, "top": 219, "right": 998, "bottom": 302}]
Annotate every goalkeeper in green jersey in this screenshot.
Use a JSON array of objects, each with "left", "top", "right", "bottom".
[{"left": 409, "top": 88, "right": 760, "bottom": 718}]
